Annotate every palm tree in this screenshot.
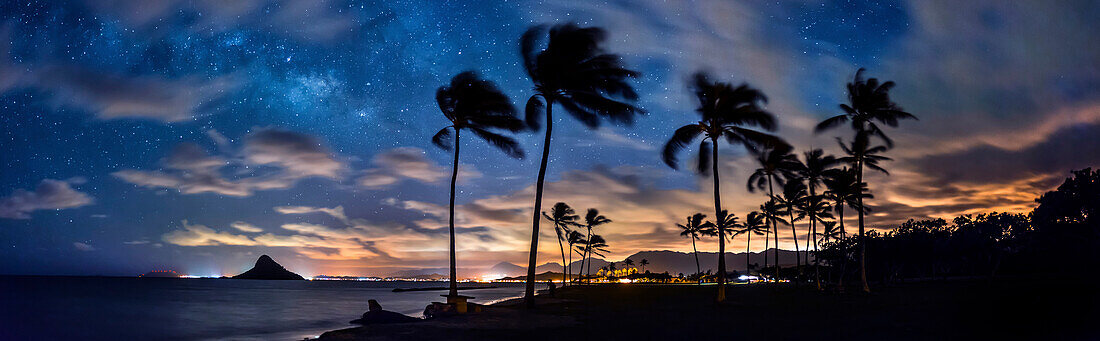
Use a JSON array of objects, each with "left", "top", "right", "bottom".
[
  {"left": 623, "top": 258, "right": 635, "bottom": 273},
  {"left": 678, "top": 213, "right": 716, "bottom": 277},
  {"left": 543, "top": 202, "right": 580, "bottom": 286},
  {"left": 759, "top": 199, "right": 790, "bottom": 278},
  {"left": 822, "top": 167, "right": 871, "bottom": 239},
  {"left": 581, "top": 209, "right": 612, "bottom": 282},
  {"left": 775, "top": 179, "right": 807, "bottom": 269},
  {"left": 584, "top": 234, "right": 610, "bottom": 279},
  {"left": 798, "top": 149, "right": 839, "bottom": 256},
  {"left": 520, "top": 23, "right": 643, "bottom": 306},
  {"left": 816, "top": 68, "right": 915, "bottom": 293},
  {"left": 748, "top": 144, "right": 799, "bottom": 279},
  {"left": 567, "top": 230, "right": 586, "bottom": 283},
  {"left": 662, "top": 72, "right": 784, "bottom": 302},
  {"left": 837, "top": 133, "right": 893, "bottom": 292},
  {"left": 797, "top": 192, "right": 833, "bottom": 289},
  {"left": 432, "top": 71, "right": 525, "bottom": 298},
  {"left": 640, "top": 259, "right": 649, "bottom": 273},
  {"left": 735, "top": 211, "right": 769, "bottom": 274}
]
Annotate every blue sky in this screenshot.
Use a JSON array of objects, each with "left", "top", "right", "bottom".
[{"left": 1, "top": 0, "right": 1098, "bottom": 276}]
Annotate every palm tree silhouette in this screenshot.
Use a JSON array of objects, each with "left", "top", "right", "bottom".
[
  {"left": 822, "top": 167, "right": 871, "bottom": 239},
  {"left": 432, "top": 71, "right": 524, "bottom": 298},
  {"left": 797, "top": 192, "right": 833, "bottom": 289},
  {"left": 837, "top": 133, "right": 893, "bottom": 292},
  {"left": 708, "top": 210, "right": 741, "bottom": 285},
  {"left": 543, "top": 202, "right": 580, "bottom": 286},
  {"left": 759, "top": 199, "right": 790, "bottom": 278},
  {"left": 816, "top": 68, "right": 915, "bottom": 293},
  {"left": 776, "top": 179, "right": 807, "bottom": 270},
  {"left": 735, "top": 211, "right": 769, "bottom": 275},
  {"left": 623, "top": 258, "right": 635, "bottom": 273},
  {"left": 748, "top": 144, "right": 800, "bottom": 278},
  {"left": 567, "top": 230, "right": 586, "bottom": 283},
  {"left": 581, "top": 209, "right": 612, "bottom": 282},
  {"left": 640, "top": 259, "right": 649, "bottom": 273},
  {"left": 520, "top": 23, "right": 643, "bottom": 305},
  {"left": 678, "top": 213, "right": 716, "bottom": 277},
  {"left": 584, "top": 234, "right": 610, "bottom": 280},
  {"left": 662, "top": 72, "right": 784, "bottom": 302}
]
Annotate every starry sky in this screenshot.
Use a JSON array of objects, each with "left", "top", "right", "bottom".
[{"left": 2, "top": 0, "right": 1098, "bottom": 277}]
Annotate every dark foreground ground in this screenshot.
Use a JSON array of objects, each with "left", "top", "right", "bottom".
[{"left": 318, "top": 278, "right": 1098, "bottom": 340}]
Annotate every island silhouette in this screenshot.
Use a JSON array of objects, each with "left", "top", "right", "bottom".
[{"left": 231, "top": 255, "right": 304, "bottom": 280}]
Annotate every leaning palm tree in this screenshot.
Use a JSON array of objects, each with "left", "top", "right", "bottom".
[
  {"left": 520, "top": 23, "right": 643, "bottom": 305},
  {"left": 678, "top": 213, "right": 716, "bottom": 277},
  {"left": 748, "top": 144, "right": 800, "bottom": 278},
  {"left": 735, "top": 211, "right": 769, "bottom": 274},
  {"left": 581, "top": 209, "right": 612, "bottom": 282},
  {"left": 816, "top": 68, "right": 915, "bottom": 293},
  {"left": 662, "top": 72, "right": 785, "bottom": 302},
  {"left": 432, "top": 71, "right": 525, "bottom": 298},
  {"left": 543, "top": 203, "right": 580, "bottom": 286}
]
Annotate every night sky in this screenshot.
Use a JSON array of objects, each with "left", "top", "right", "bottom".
[{"left": 2, "top": 0, "right": 1098, "bottom": 277}]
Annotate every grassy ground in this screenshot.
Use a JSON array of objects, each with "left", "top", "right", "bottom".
[{"left": 317, "top": 278, "right": 1098, "bottom": 340}]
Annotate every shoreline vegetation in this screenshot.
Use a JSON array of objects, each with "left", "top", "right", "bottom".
[{"left": 317, "top": 278, "right": 1097, "bottom": 340}]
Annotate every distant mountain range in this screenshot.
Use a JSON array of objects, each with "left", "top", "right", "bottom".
[{"left": 387, "top": 249, "right": 806, "bottom": 279}]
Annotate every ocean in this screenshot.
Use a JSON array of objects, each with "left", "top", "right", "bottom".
[{"left": 0, "top": 276, "right": 528, "bottom": 340}]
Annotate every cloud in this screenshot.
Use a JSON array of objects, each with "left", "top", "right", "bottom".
[
  {"left": 78, "top": 0, "right": 358, "bottom": 43},
  {"left": 230, "top": 221, "right": 263, "bottom": 233},
  {"left": 73, "top": 242, "right": 96, "bottom": 251},
  {"left": 113, "top": 128, "right": 345, "bottom": 196},
  {"left": 357, "top": 147, "right": 480, "bottom": 189},
  {"left": 162, "top": 220, "right": 259, "bottom": 246},
  {"left": 275, "top": 206, "right": 349, "bottom": 224},
  {"left": 123, "top": 240, "right": 150, "bottom": 245},
  {"left": 0, "top": 179, "right": 94, "bottom": 219}
]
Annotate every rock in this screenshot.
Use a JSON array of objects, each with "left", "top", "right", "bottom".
[
  {"left": 350, "top": 300, "right": 420, "bottom": 325},
  {"left": 231, "top": 255, "right": 304, "bottom": 280}
]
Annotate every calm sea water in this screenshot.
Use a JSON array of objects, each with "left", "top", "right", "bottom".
[{"left": 0, "top": 276, "right": 527, "bottom": 340}]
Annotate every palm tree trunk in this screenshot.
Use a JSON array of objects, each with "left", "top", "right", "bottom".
[
  {"left": 746, "top": 233, "right": 751, "bottom": 276},
  {"left": 857, "top": 158, "right": 870, "bottom": 293},
  {"left": 583, "top": 226, "right": 592, "bottom": 283},
  {"left": 838, "top": 204, "right": 846, "bottom": 288},
  {"left": 788, "top": 209, "right": 798, "bottom": 279},
  {"left": 447, "top": 130, "right": 461, "bottom": 298},
  {"left": 766, "top": 175, "right": 777, "bottom": 281},
  {"left": 556, "top": 225, "right": 567, "bottom": 287},
  {"left": 691, "top": 235, "right": 701, "bottom": 283},
  {"left": 711, "top": 139, "right": 726, "bottom": 302},
  {"left": 567, "top": 242, "right": 573, "bottom": 285},
  {"left": 525, "top": 99, "right": 554, "bottom": 307},
  {"left": 763, "top": 223, "right": 770, "bottom": 273}
]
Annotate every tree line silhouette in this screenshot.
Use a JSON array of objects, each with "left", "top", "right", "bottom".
[{"left": 430, "top": 22, "right": 1095, "bottom": 307}]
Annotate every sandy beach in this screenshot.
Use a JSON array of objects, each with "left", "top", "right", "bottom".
[{"left": 317, "top": 278, "right": 1097, "bottom": 340}]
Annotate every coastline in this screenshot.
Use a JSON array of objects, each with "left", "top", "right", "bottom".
[{"left": 315, "top": 278, "right": 1097, "bottom": 340}]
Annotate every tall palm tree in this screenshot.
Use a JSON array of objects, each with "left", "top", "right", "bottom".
[
  {"left": 567, "top": 230, "right": 586, "bottom": 284},
  {"left": 708, "top": 210, "right": 740, "bottom": 285},
  {"left": 543, "top": 202, "right": 580, "bottom": 285},
  {"left": 520, "top": 23, "right": 643, "bottom": 306},
  {"left": 662, "top": 72, "right": 784, "bottom": 302},
  {"left": 837, "top": 133, "right": 893, "bottom": 292},
  {"left": 816, "top": 68, "right": 915, "bottom": 293},
  {"left": 581, "top": 209, "right": 612, "bottom": 282},
  {"left": 640, "top": 259, "right": 649, "bottom": 273},
  {"left": 432, "top": 71, "right": 525, "bottom": 298},
  {"left": 678, "top": 213, "right": 716, "bottom": 277},
  {"left": 748, "top": 144, "right": 799, "bottom": 279},
  {"left": 735, "top": 211, "right": 769, "bottom": 274},
  {"left": 798, "top": 149, "right": 839, "bottom": 257}
]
